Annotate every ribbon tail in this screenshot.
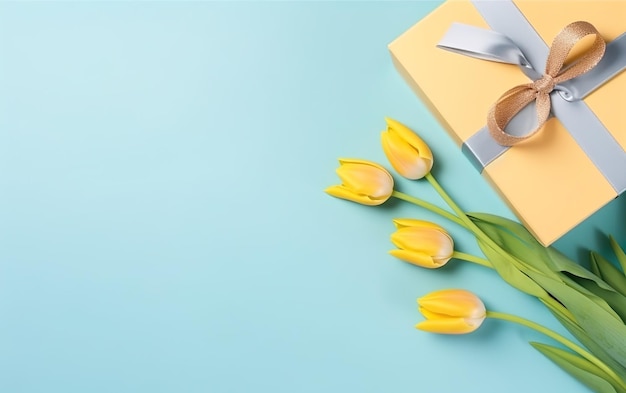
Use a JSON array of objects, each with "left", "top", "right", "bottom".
[{"left": 437, "top": 23, "right": 533, "bottom": 69}]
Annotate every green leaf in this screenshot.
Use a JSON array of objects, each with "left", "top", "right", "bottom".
[
  {"left": 547, "top": 247, "right": 617, "bottom": 293},
  {"left": 542, "top": 299, "right": 626, "bottom": 384},
  {"left": 575, "top": 277, "right": 626, "bottom": 323},
  {"left": 531, "top": 342, "right": 623, "bottom": 393},
  {"left": 469, "top": 213, "right": 616, "bottom": 293},
  {"left": 560, "top": 274, "right": 624, "bottom": 322},
  {"left": 470, "top": 213, "right": 557, "bottom": 277},
  {"left": 476, "top": 238, "right": 547, "bottom": 299},
  {"left": 468, "top": 212, "right": 536, "bottom": 244},
  {"left": 610, "top": 236, "right": 626, "bottom": 275},
  {"left": 468, "top": 213, "right": 626, "bottom": 368},
  {"left": 471, "top": 214, "right": 619, "bottom": 318},
  {"left": 591, "top": 252, "right": 626, "bottom": 297},
  {"left": 528, "top": 271, "right": 626, "bottom": 368},
  {"left": 592, "top": 256, "right": 603, "bottom": 276}
]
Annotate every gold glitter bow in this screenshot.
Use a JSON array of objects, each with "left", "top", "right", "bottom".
[{"left": 487, "top": 21, "right": 606, "bottom": 146}]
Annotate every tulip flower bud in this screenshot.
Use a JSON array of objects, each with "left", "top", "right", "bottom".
[
  {"left": 325, "top": 158, "right": 394, "bottom": 206},
  {"left": 389, "top": 219, "right": 453, "bottom": 268},
  {"left": 416, "top": 289, "right": 486, "bottom": 334},
  {"left": 381, "top": 117, "right": 433, "bottom": 180}
]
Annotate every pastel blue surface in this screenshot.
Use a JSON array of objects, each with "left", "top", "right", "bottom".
[{"left": 1, "top": 2, "right": 625, "bottom": 392}]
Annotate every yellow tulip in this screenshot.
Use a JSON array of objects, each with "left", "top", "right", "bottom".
[
  {"left": 389, "top": 219, "right": 453, "bottom": 268},
  {"left": 381, "top": 117, "right": 433, "bottom": 180},
  {"left": 325, "top": 158, "right": 394, "bottom": 206},
  {"left": 416, "top": 289, "right": 486, "bottom": 334}
]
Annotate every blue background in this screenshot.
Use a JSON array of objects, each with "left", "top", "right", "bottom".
[{"left": 1, "top": 1, "right": 624, "bottom": 392}]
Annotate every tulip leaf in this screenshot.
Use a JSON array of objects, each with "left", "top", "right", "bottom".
[
  {"left": 473, "top": 217, "right": 619, "bottom": 318},
  {"left": 469, "top": 213, "right": 617, "bottom": 293},
  {"left": 476, "top": 238, "right": 547, "bottom": 299},
  {"left": 527, "top": 270, "right": 626, "bottom": 368},
  {"left": 468, "top": 212, "right": 536, "bottom": 244},
  {"left": 610, "top": 236, "right": 626, "bottom": 275},
  {"left": 542, "top": 299, "right": 626, "bottom": 383},
  {"left": 546, "top": 247, "right": 617, "bottom": 293},
  {"left": 574, "top": 278, "right": 626, "bottom": 324},
  {"left": 591, "top": 252, "right": 626, "bottom": 297},
  {"left": 470, "top": 213, "right": 556, "bottom": 276},
  {"left": 530, "top": 342, "right": 623, "bottom": 393},
  {"left": 591, "top": 256, "right": 602, "bottom": 276},
  {"left": 469, "top": 213, "right": 626, "bottom": 368},
  {"left": 560, "top": 274, "right": 623, "bottom": 322}
]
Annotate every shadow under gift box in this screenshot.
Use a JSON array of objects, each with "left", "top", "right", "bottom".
[{"left": 389, "top": 0, "right": 626, "bottom": 246}]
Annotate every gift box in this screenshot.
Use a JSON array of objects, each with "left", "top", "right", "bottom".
[{"left": 389, "top": 0, "right": 626, "bottom": 246}]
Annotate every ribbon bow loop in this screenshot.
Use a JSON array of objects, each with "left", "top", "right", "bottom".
[{"left": 488, "top": 21, "right": 606, "bottom": 147}]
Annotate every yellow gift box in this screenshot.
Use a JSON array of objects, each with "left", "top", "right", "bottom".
[{"left": 389, "top": 0, "right": 626, "bottom": 246}]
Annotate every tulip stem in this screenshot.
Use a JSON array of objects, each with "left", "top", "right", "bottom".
[
  {"left": 452, "top": 251, "right": 492, "bottom": 268},
  {"left": 424, "top": 173, "right": 490, "bottom": 240},
  {"left": 486, "top": 311, "right": 626, "bottom": 390},
  {"left": 391, "top": 191, "right": 465, "bottom": 227},
  {"left": 424, "top": 173, "right": 546, "bottom": 292}
]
